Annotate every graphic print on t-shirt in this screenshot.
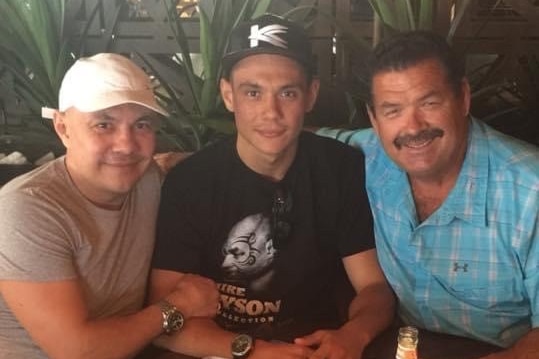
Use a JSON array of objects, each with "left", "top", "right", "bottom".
[{"left": 218, "top": 213, "right": 282, "bottom": 330}]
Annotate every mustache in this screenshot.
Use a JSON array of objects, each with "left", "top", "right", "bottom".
[{"left": 394, "top": 128, "right": 444, "bottom": 149}]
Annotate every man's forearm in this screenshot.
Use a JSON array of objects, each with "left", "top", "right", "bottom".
[
  {"left": 40, "top": 303, "right": 164, "bottom": 359},
  {"left": 156, "top": 318, "right": 316, "bottom": 359},
  {"left": 339, "top": 283, "right": 396, "bottom": 355},
  {"left": 154, "top": 318, "right": 236, "bottom": 358}
]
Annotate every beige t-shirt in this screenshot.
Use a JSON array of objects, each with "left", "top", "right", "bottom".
[{"left": 0, "top": 157, "right": 161, "bottom": 358}]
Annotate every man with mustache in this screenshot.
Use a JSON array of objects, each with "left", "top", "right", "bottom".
[
  {"left": 0, "top": 53, "right": 218, "bottom": 358},
  {"left": 318, "top": 31, "right": 539, "bottom": 358}
]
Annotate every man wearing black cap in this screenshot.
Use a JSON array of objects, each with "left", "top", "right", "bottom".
[{"left": 150, "top": 14, "right": 394, "bottom": 359}]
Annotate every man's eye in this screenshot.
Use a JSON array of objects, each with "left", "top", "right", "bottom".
[
  {"left": 246, "top": 90, "right": 259, "bottom": 98},
  {"left": 423, "top": 100, "right": 439, "bottom": 108},
  {"left": 95, "top": 122, "right": 112, "bottom": 130},
  {"left": 383, "top": 108, "right": 400, "bottom": 118},
  {"left": 281, "top": 90, "right": 297, "bottom": 99},
  {"left": 134, "top": 121, "right": 154, "bottom": 130}
]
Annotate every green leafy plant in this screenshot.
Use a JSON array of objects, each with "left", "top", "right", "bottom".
[
  {"left": 0, "top": 0, "right": 121, "bottom": 115},
  {"left": 0, "top": 0, "right": 74, "bottom": 118},
  {"left": 0, "top": 0, "right": 77, "bottom": 158},
  {"left": 0, "top": 0, "right": 118, "bottom": 159}
]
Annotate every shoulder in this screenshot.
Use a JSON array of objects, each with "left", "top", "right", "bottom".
[
  {"left": 0, "top": 158, "right": 73, "bottom": 213},
  {"left": 474, "top": 120, "right": 539, "bottom": 189},
  {"left": 298, "top": 132, "right": 369, "bottom": 191},
  {"left": 0, "top": 157, "right": 63, "bottom": 194},
  {"left": 161, "top": 137, "right": 234, "bottom": 194},
  {"left": 300, "top": 131, "right": 365, "bottom": 163},
  {"left": 315, "top": 127, "right": 379, "bottom": 153},
  {"left": 138, "top": 161, "right": 162, "bottom": 191},
  {"left": 0, "top": 166, "right": 77, "bottom": 266}
]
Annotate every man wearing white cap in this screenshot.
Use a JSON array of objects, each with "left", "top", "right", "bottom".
[{"left": 0, "top": 53, "right": 218, "bottom": 358}]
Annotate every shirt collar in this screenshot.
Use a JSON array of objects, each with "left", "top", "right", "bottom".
[
  {"left": 427, "top": 118, "right": 489, "bottom": 227},
  {"left": 371, "top": 118, "right": 489, "bottom": 228}
]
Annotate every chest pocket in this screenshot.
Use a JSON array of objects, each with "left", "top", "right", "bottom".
[{"left": 425, "top": 254, "right": 527, "bottom": 312}]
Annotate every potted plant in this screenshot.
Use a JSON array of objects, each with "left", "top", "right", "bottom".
[{"left": 0, "top": 0, "right": 114, "bottom": 166}]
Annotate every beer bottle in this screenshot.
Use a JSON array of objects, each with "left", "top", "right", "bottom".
[{"left": 395, "top": 326, "right": 419, "bottom": 359}]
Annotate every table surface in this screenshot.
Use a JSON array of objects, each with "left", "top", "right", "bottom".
[{"left": 136, "top": 326, "right": 503, "bottom": 359}]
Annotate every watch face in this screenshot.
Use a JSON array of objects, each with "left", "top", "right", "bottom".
[
  {"left": 168, "top": 311, "right": 184, "bottom": 332},
  {"left": 232, "top": 334, "right": 253, "bottom": 357}
]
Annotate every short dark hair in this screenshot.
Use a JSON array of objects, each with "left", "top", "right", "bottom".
[{"left": 366, "top": 31, "right": 465, "bottom": 108}]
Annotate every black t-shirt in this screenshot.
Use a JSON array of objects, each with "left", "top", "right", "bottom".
[{"left": 153, "top": 131, "right": 374, "bottom": 341}]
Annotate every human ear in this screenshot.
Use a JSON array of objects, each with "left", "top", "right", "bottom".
[
  {"left": 366, "top": 104, "right": 379, "bottom": 135},
  {"left": 220, "top": 78, "right": 234, "bottom": 112},
  {"left": 461, "top": 78, "right": 471, "bottom": 117},
  {"left": 52, "top": 111, "right": 70, "bottom": 147},
  {"left": 305, "top": 78, "right": 320, "bottom": 112}
]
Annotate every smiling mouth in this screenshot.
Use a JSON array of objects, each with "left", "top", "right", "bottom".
[
  {"left": 403, "top": 138, "right": 434, "bottom": 149},
  {"left": 394, "top": 128, "right": 444, "bottom": 150},
  {"left": 106, "top": 162, "right": 140, "bottom": 167},
  {"left": 104, "top": 156, "right": 146, "bottom": 167},
  {"left": 257, "top": 128, "right": 285, "bottom": 137}
]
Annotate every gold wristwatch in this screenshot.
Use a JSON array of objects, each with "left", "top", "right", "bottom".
[{"left": 158, "top": 299, "right": 184, "bottom": 335}]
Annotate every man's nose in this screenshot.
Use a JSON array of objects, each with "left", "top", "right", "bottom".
[
  {"left": 113, "top": 128, "right": 138, "bottom": 153},
  {"left": 262, "top": 95, "right": 282, "bottom": 120},
  {"left": 404, "top": 106, "right": 428, "bottom": 133}
]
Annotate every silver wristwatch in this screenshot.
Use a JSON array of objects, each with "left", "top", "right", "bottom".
[
  {"left": 158, "top": 299, "right": 184, "bottom": 335},
  {"left": 231, "top": 334, "right": 254, "bottom": 359}
]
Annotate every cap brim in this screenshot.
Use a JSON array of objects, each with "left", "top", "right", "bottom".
[
  {"left": 42, "top": 102, "right": 168, "bottom": 119},
  {"left": 222, "top": 47, "right": 312, "bottom": 75},
  {"left": 70, "top": 90, "right": 169, "bottom": 117},
  {"left": 42, "top": 91, "right": 169, "bottom": 119}
]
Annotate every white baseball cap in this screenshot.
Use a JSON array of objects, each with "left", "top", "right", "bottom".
[{"left": 42, "top": 53, "right": 168, "bottom": 119}]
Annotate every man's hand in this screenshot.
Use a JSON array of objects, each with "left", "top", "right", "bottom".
[
  {"left": 164, "top": 273, "right": 219, "bottom": 318},
  {"left": 295, "top": 329, "right": 358, "bottom": 359}
]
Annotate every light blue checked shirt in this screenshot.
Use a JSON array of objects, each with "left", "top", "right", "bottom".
[{"left": 318, "top": 118, "right": 539, "bottom": 348}]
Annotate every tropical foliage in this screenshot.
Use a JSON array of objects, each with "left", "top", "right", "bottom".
[
  {"left": 342, "top": 0, "right": 536, "bottom": 140},
  {"left": 141, "top": 0, "right": 275, "bottom": 151},
  {"left": 144, "top": 0, "right": 317, "bottom": 151},
  {"left": 0, "top": 0, "right": 535, "bottom": 155},
  {"left": 0, "top": 0, "right": 74, "bottom": 117}
]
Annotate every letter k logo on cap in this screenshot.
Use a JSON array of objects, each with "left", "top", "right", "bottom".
[{"left": 249, "top": 24, "right": 288, "bottom": 49}]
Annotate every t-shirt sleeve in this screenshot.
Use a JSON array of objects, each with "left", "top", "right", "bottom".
[
  {"left": 152, "top": 166, "right": 204, "bottom": 273},
  {"left": 0, "top": 192, "right": 78, "bottom": 281},
  {"left": 336, "top": 147, "right": 375, "bottom": 257}
]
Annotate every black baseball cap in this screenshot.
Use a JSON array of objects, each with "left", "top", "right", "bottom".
[{"left": 222, "top": 14, "right": 314, "bottom": 77}]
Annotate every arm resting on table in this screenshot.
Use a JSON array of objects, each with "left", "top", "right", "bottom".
[
  {"left": 295, "top": 249, "right": 396, "bottom": 359},
  {"left": 150, "top": 270, "right": 314, "bottom": 359},
  {"left": 0, "top": 279, "right": 165, "bottom": 359}
]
